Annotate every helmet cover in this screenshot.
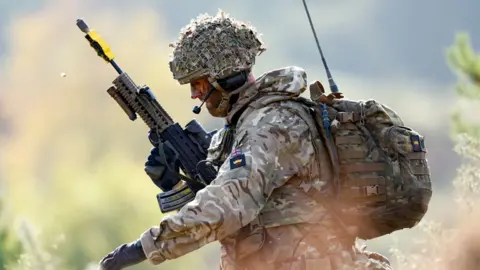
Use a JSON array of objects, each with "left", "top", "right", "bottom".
[{"left": 169, "top": 10, "right": 266, "bottom": 85}]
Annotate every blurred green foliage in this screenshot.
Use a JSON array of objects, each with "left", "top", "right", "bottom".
[
  {"left": 447, "top": 32, "right": 480, "bottom": 215},
  {"left": 448, "top": 33, "right": 480, "bottom": 138},
  {"left": 388, "top": 32, "right": 480, "bottom": 269},
  {"left": 0, "top": 202, "right": 22, "bottom": 269}
]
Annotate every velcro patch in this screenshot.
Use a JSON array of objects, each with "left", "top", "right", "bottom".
[
  {"left": 230, "top": 149, "right": 246, "bottom": 170},
  {"left": 410, "top": 135, "right": 423, "bottom": 152},
  {"left": 420, "top": 137, "right": 426, "bottom": 151}
]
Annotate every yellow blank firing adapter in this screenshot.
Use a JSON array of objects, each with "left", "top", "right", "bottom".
[
  {"left": 76, "top": 18, "right": 122, "bottom": 74},
  {"left": 76, "top": 18, "right": 115, "bottom": 63}
]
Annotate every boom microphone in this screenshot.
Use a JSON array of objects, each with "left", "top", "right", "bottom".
[{"left": 192, "top": 87, "right": 215, "bottom": 114}]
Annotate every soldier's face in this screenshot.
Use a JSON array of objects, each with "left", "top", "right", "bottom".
[{"left": 190, "top": 78, "right": 226, "bottom": 117}]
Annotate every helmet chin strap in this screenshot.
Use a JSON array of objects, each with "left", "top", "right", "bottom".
[{"left": 208, "top": 79, "right": 232, "bottom": 116}]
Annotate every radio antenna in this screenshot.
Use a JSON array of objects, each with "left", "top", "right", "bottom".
[{"left": 301, "top": 0, "right": 341, "bottom": 96}]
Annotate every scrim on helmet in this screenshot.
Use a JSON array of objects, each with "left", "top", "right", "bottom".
[{"left": 169, "top": 10, "right": 266, "bottom": 85}]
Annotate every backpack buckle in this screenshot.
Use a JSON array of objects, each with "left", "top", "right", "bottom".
[
  {"left": 365, "top": 185, "right": 379, "bottom": 196},
  {"left": 338, "top": 112, "right": 354, "bottom": 122}
]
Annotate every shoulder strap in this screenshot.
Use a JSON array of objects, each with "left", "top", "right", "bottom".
[
  {"left": 248, "top": 96, "right": 357, "bottom": 236},
  {"left": 281, "top": 101, "right": 358, "bottom": 237}
]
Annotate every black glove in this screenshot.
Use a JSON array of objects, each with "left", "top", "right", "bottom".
[
  {"left": 98, "top": 240, "right": 146, "bottom": 270},
  {"left": 145, "top": 144, "right": 181, "bottom": 191}
]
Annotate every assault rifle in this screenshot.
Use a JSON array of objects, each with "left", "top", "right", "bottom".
[{"left": 76, "top": 18, "right": 217, "bottom": 213}]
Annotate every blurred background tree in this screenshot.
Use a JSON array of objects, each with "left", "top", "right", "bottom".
[
  {"left": 389, "top": 32, "right": 480, "bottom": 269},
  {"left": 448, "top": 33, "right": 480, "bottom": 215},
  {"left": 449, "top": 33, "right": 480, "bottom": 138}
]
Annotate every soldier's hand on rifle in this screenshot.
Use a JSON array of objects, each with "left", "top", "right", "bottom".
[
  {"left": 98, "top": 239, "right": 146, "bottom": 270},
  {"left": 145, "top": 146, "right": 181, "bottom": 191},
  {"left": 145, "top": 130, "right": 181, "bottom": 191},
  {"left": 145, "top": 147, "right": 166, "bottom": 185}
]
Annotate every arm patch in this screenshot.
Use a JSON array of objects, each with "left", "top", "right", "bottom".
[{"left": 229, "top": 149, "right": 246, "bottom": 170}]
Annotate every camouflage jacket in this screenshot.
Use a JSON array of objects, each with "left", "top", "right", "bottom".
[{"left": 139, "top": 66, "right": 392, "bottom": 269}]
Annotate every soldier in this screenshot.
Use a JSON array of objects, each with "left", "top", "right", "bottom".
[{"left": 98, "top": 10, "right": 393, "bottom": 270}]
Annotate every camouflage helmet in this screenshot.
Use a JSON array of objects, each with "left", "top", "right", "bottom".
[{"left": 169, "top": 10, "right": 266, "bottom": 85}]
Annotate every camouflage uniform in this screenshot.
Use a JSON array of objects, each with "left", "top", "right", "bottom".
[{"left": 139, "top": 66, "right": 392, "bottom": 270}]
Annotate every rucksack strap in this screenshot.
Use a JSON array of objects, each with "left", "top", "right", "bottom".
[
  {"left": 228, "top": 92, "right": 357, "bottom": 236},
  {"left": 282, "top": 100, "right": 359, "bottom": 238},
  {"left": 233, "top": 92, "right": 343, "bottom": 197}
]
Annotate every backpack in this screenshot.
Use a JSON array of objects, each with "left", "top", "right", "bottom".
[
  {"left": 301, "top": 81, "right": 433, "bottom": 239},
  {"left": 241, "top": 80, "right": 433, "bottom": 240}
]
